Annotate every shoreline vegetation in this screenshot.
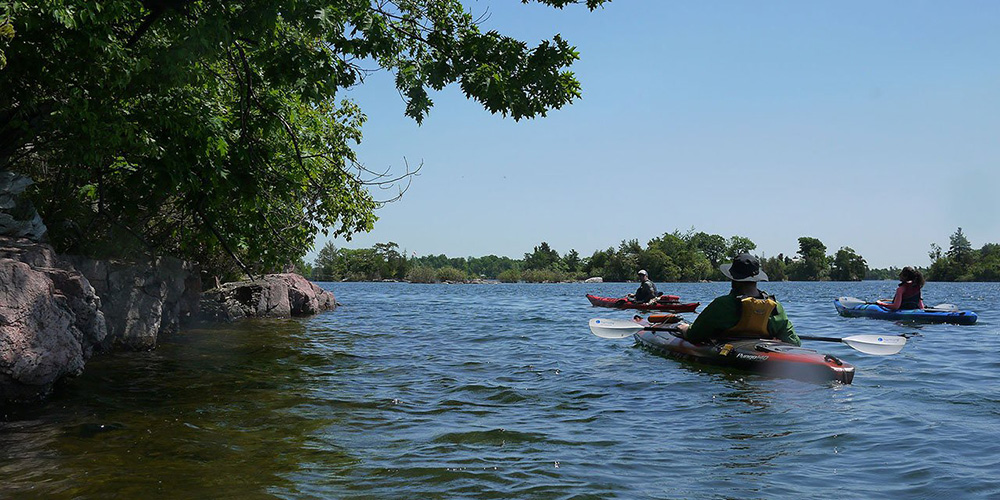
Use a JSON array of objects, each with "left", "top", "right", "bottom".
[
  {"left": 2, "top": 1, "right": 610, "bottom": 284},
  {"left": 4, "top": 4, "right": 993, "bottom": 288},
  {"left": 307, "top": 228, "right": 1000, "bottom": 284}
]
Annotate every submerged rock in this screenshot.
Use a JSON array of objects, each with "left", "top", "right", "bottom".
[{"left": 199, "top": 273, "right": 336, "bottom": 322}]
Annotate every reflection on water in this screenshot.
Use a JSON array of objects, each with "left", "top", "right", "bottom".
[
  {"left": 1, "top": 320, "right": 346, "bottom": 499},
  {"left": 1, "top": 281, "right": 999, "bottom": 498}
]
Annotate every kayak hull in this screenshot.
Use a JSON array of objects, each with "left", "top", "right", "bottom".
[
  {"left": 586, "top": 294, "right": 699, "bottom": 313},
  {"left": 834, "top": 299, "right": 977, "bottom": 325},
  {"left": 634, "top": 330, "right": 855, "bottom": 384}
]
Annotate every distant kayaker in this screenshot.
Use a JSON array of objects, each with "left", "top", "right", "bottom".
[
  {"left": 676, "top": 253, "right": 801, "bottom": 346},
  {"left": 627, "top": 269, "right": 659, "bottom": 304},
  {"left": 877, "top": 267, "right": 925, "bottom": 310}
]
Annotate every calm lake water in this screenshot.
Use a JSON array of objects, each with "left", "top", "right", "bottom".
[{"left": 2, "top": 281, "right": 999, "bottom": 499}]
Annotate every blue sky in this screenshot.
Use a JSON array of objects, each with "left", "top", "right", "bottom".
[{"left": 310, "top": 0, "right": 1000, "bottom": 269}]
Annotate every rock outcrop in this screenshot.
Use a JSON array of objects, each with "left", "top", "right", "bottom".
[
  {"left": 0, "top": 172, "right": 47, "bottom": 242},
  {"left": 67, "top": 256, "right": 200, "bottom": 351},
  {"left": 1, "top": 239, "right": 333, "bottom": 403},
  {"left": 1, "top": 174, "right": 337, "bottom": 403},
  {"left": 0, "top": 238, "right": 107, "bottom": 402},
  {"left": 200, "top": 273, "right": 337, "bottom": 322}
]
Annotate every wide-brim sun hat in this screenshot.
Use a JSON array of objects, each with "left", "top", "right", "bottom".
[{"left": 720, "top": 253, "right": 768, "bottom": 282}]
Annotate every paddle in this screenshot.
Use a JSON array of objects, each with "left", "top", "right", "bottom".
[
  {"left": 925, "top": 303, "right": 959, "bottom": 312},
  {"left": 796, "top": 334, "right": 906, "bottom": 355},
  {"left": 588, "top": 318, "right": 653, "bottom": 338},
  {"left": 837, "top": 296, "right": 879, "bottom": 308},
  {"left": 839, "top": 296, "right": 959, "bottom": 312},
  {"left": 588, "top": 318, "right": 907, "bottom": 355}
]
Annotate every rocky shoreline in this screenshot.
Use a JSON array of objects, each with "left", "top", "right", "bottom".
[
  {"left": 0, "top": 236, "right": 337, "bottom": 404},
  {"left": 0, "top": 171, "right": 338, "bottom": 403}
]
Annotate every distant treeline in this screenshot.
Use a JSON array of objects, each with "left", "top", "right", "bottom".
[{"left": 302, "top": 227, "right": 1000, "bottom": 283}]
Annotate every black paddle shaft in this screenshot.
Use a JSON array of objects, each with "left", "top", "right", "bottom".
[
  {"left": 799, "top": 333, "right": 910, "bottom": 342},
  {"left": 797, "top": 335, "right": 843, "bottom": 342}
]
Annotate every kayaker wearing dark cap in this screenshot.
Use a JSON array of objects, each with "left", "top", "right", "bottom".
[
  {"left": 676, "top": 254, "right": 801, "bottom": 346},
  {"left": 627, "top": 269, "right": 659, "bottom": 305}
]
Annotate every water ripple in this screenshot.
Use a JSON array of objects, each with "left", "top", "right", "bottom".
[{"left": 2, "top": 281, "right": 999, "bottom": 498}]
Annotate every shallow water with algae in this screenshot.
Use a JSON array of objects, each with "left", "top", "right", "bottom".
[{"left": 2, "top": 281, "right": 999, "bottom": 498}]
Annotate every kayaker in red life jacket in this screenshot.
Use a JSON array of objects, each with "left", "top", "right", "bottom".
[
  {"left": 876, "top": 266, "right": 925, "bottom": 310},
  {"left": 627, "top": 270, "right": 659, "bottom": 305},
  {"left": 676, "top": 254, "right": 801, "bottom": 346}
]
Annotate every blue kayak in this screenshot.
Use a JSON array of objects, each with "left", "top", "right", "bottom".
[{"left": 834, "top": 297, "right": 977, "bottom": 325}]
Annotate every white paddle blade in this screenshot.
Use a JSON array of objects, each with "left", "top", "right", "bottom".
[
  {"left": 837, "top": 296, "right": 867, "bottom": 308},
  {"left": 589, "top": 318, "right": 643, "bottom": 339},
  {"left": 841, "top": 334, "right": 907, "bottom": 356},
  {"left": 926, "top": 303, "right": 959, "bottom": 312}
]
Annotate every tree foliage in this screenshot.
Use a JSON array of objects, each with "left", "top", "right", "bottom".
[
  {"left": 726, "top": 235, "right": 757, "bottom": 258},
  {"left": 523, "top": 242, "right": 561, "bottom": 271},
  {"left": 865, "top": 266, "right": 902, "bottom": 281},
  {"left": 0, "top": 0, "right": 607, "bottom": 277},
  {"left": 582, "top": 230, "right": 721, "bottom": 282},
  {"left": 972, "top": 243, "right": 1000, "bottom": 281},
  {"left": 830, "top": 246, "right": 867, "bottom": 281},
  {"left": 563, "top": 249, "right": 582, "bottom": 273},
  {"left": 405, "top": 265, "right": 438, "bottom": 284},
  {"left": 497, "top": 268, "right": 521, "bottom": 283},
  {"left": 927, "top": 228, "right": 1000, "bottom": 281},
  {"left": 436, "top": 266, "right": 468, "bottom": 282},
  {"left": 787, "top": 236, "right": 829, "bottom": 281},
  {"left": 0, "top": 12, "right": 12, "bottom": 70},
  {"left": 948, "top": 227, "right": 974, "bottom": 266},
  {"left": 761, "top": 254, "right": 788, "bottom": 281},
  {"left": 310, "top": 229, "right": 980, "bottom": 283},
  {"left": 313, "top": 241, "right": 412, "bottom": 281},
  {"left": 688, "top": 232, "right": 727, "bottom": 271}
]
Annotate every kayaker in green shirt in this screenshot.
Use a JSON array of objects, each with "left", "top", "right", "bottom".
[{"left": 676, "top": 253, "right": 801, "bottom": 346}]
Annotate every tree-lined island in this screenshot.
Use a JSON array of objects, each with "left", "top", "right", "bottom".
[{"left": 309, "top": 227, "right": 1000, "bottom": 283}]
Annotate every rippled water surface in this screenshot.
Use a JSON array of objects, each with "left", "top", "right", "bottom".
[{"left": 2, "top": 281, "right": 999, "bottom": 498}]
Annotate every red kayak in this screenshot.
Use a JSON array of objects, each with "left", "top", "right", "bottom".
[
  {"left": 635, "top": 327, "right": 855, "bottom": 384},
  {"left": 586, "top": 293, "right": 699, "bottom": 313}
]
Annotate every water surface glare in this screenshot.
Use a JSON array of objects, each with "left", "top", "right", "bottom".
[{"left": 2, "top": 281, "right": 999, "bottom": 498}]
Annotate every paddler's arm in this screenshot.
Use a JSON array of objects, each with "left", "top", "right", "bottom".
[
  {"left": 679, "top": 296, "right": 735, "bottom": 343},
  {"left": 768, "top": 301, "right": 801, "bottom": 346},
  {"left": 876, "top": 286, "right": 905, "bottom": 310}
]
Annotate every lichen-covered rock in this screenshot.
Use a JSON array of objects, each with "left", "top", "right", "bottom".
[
  {"left": 0, "top": 237, "right": 107, "bottom": 402},
  {"left": 200, "top": 273, "right": 336, "bottom": 322}
]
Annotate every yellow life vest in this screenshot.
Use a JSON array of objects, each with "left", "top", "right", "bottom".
[{"left": 725, "top": 295, "right": 777, "bottom": 338}]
